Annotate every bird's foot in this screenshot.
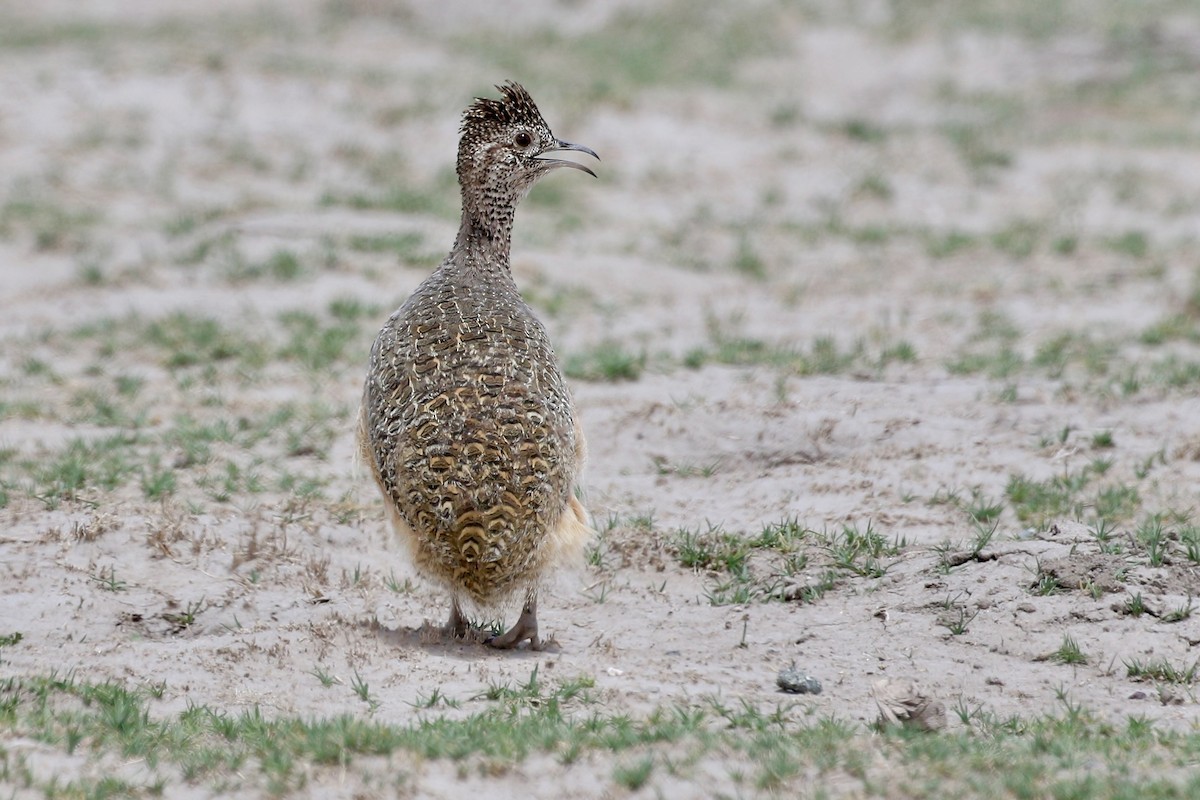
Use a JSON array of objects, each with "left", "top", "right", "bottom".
[
  {"left": 486, "top": 597, "right": 541, "bottom": 650},
  {"left": 443, "top": 600, "right": 469, "bottom": 640}
]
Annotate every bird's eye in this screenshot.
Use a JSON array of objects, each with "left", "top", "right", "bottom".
[{"left": 514, "top": 131, "right": 533, "bottom": 148}]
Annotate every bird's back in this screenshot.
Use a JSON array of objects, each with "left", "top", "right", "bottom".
[{"left": 360, "top": 265, "right": 580, "bottom": 605}]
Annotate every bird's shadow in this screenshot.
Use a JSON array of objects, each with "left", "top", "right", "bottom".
[{"left": 371, "top": 622, "right": 556, "bottom": 659}]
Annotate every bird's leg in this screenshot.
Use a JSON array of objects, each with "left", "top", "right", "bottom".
[
  {"left": 487, "top": 590, "right": 541, "bottom": 650},
  {"left": 444, "top": 598, "right": 469, "bottom": 639}
]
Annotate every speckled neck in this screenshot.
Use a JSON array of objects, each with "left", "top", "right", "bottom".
[{"left": 452, "top": 201, "right": 516, "bottom": 272}]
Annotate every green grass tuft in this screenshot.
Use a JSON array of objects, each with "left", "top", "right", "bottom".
[{"left": 564, "top": 340, "right": 646, "bottom": 382}]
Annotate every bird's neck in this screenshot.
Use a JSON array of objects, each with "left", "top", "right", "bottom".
[{"left": 452, "top": 193, "right": 517, "bottom": 272}]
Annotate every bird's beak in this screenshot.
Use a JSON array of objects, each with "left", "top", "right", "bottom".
[{"left": 535, "top": 139, "right": 600, "bottom": 178}]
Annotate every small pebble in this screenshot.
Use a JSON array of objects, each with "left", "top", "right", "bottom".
[{"left": 776, "top": 663, "right": 822, "bottom": 694}]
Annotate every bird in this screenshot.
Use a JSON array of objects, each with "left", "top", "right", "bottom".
[{"left": 357, "top": 81, "right": 598, "bottom": 650}]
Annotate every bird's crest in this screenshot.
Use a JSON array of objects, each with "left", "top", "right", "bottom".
[{"left": 461, "top": 81, "right": 545, "bottom": 133}]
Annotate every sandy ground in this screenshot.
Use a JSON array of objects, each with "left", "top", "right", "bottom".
[{"left": 2, "top": 0, "right": 1200, "bottom": 796}]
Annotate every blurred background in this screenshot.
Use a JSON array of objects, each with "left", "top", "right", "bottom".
[{"left": 3, "top": 0, "right": 1198, "bottom": 359}]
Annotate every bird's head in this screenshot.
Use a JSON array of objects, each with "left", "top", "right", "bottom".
[{"left": 456, "top": 82, "right": 599, "bottom": 218}]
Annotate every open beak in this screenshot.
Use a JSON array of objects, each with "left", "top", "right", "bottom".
[{"left": 536, "top": 139, "right": 600, "bottom": 178}]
